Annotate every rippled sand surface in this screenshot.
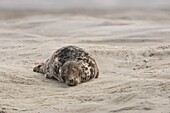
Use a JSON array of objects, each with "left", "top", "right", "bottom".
[{"left": 0, "top": 9, "right": 170, "bottom": 113}]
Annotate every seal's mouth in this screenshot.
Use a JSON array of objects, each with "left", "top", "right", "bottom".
[{"left": 66, "top": 80, "right": 78, "bottom": 86}]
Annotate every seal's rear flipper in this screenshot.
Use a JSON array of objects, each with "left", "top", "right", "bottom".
[{"left": 33, "top": 63, "right": 45, "bottom": 74}]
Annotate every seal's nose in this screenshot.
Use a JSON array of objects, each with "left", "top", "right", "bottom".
[
  {"left": 69, "top": 79, "right": 74, "bottom": 83},
  {"left": 67, "top": 79, "right": 78, "bottom": 86}
]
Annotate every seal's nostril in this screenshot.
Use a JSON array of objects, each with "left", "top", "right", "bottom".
[{"left": 69, "top": 79, "right": 74, "bottom": 83}]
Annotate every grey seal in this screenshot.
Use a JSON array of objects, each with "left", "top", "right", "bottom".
[{"left": 33, "top": 46, "right": 99, "bottom": 86}]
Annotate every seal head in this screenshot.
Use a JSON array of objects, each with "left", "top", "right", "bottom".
[{"left": 61, "top": 61, "right": 81, "bottom": 86}]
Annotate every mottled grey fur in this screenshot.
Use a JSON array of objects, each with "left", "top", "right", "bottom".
[{"left": 33, "top": 46, "right": 99, "bottom": 86}]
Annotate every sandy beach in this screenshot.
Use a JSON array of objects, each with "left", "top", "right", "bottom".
[{"left": 0, "top": 9, "right": 170, "bottom": 113}]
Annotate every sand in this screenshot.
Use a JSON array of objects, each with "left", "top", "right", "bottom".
[{"left": 0, "top": 9, "right": 170, "bottom": 113}]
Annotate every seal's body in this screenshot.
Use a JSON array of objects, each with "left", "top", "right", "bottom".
[{"left": 33, "top": 46, "right": 99, "bottom": 86}]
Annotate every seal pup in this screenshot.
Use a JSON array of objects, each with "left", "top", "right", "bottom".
[{"left": 33, "top": 46, "right": 99, "bottom": 86}]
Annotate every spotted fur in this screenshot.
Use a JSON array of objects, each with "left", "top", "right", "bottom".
[{"left": 33, "top": 46, "right": 99, "bottom": 85}]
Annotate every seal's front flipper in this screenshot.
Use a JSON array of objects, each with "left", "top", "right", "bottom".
[{"left": 44, "top": 73, "right": 51, "bottom": 79}]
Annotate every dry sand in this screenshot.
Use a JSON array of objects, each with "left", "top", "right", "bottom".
[{"left": 0, "top": 9, "right": 170, "bottom": 113}]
